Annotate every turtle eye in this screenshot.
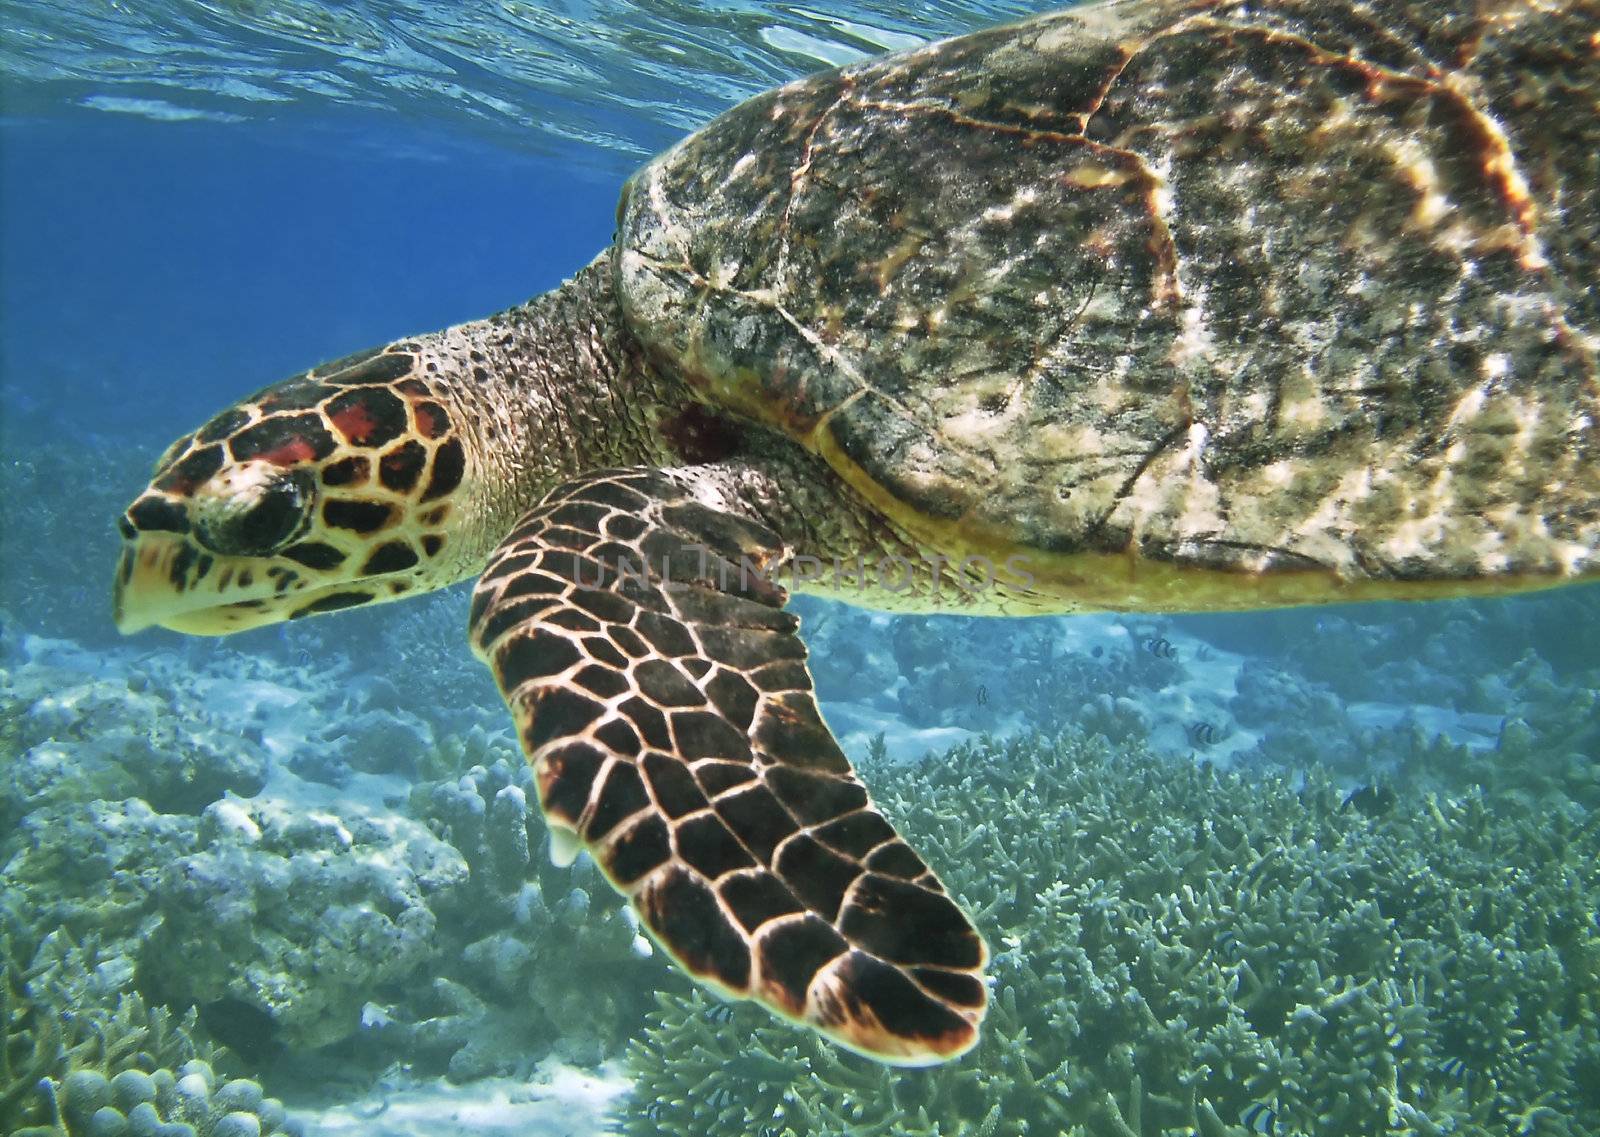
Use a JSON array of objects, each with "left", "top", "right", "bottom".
[{"left": 194, "top": 467, "right": 316, "bottom": 557}]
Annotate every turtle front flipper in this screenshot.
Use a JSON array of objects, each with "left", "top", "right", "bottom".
[{"left": 469, "top": 467, "right": 987, "bottom": 1065}]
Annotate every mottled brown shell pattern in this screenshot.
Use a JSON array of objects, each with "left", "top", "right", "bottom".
[
  {"left": 469, "top": 468, "right": 988, "bottom": 1064},
  {"left": 618, "top": 0, "right": 1600, "bottom": 603}
]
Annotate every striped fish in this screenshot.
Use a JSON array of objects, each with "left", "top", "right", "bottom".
[
  {"left": 1240, "top": 1103, "right": 1278, "bottom": 1135},
  {"left": 705, "top": 1002, "right": 738, "bottom": 1025}
]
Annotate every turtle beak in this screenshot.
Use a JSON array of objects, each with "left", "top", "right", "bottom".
[
  {"left": 113, "top": 531, "right": 218, "bottom": 635},
  {"left": 115, "top": 525, "right": 398, "bottom": 635},
  {"left": 112, "top": 533, "right": 187, "bottom": 635},
  {"left": 113, "top": 530, "right": 280, "bottom": 636},
  {"left": 111, "top": 543, "right": 149, "bottom": 633}
]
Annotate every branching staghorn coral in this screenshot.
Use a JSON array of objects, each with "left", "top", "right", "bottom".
[{"left": 621, "top": 731, "right": 1600, "bottom": 1137}]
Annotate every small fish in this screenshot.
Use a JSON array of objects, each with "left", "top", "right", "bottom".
[
  {"left": 705, "top": 1002, "right": 737, "bottom": 1024},
  {"left": 643, "top": 1101, "right": 668, "bottom": 1121},
  {"left": 1438, "top": 1056, "right": 1469, "bottom": 1079},
  {"left": 1240, "top": 1103, "right": 1278, "bottom": 1135},
  {"left": 359, "top": 1002, "right": 395, "bottom": 1030},
  {"left": 296, "top": 648, "right": 313, "bottom": 667},
  {"left": 373, "top": 1062, "right": 412, "bottom": 1093},
  {"left": 1342, "top": 783, "right": 1397, "bottom": 818},
  {"left": 1215, "top": 930, "right": 1244, "bottom": 960},
  {"left": 1188, "top": 721, "right": 1221, "bottom": 747},
  {"left": 1143, "top": 636, "right": 1178, "bottom": 660},
  {"left": 1091, "top": 645, "right": 1104, "bottom": 658},
  {"left": 976, "top": 684, "right": 989, "bottom": 706},
  {"left": 707, "top": 1087, "right": 736, "bottom": 1111}
]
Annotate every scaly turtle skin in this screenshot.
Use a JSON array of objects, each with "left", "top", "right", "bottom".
[{"left": 113, "top": 0, "right": 1599, "bottom": 1065}]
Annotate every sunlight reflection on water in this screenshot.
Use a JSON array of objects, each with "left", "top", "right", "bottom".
[{"left": 3, "top": 0, "right": 1050, "bottom": 158}]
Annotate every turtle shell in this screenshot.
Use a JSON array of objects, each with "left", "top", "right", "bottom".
[{"left": 616, "top": 0, "right": 1600, "bottom": 608}]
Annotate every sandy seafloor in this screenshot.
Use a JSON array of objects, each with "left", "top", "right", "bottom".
[{"left": 298, "top": 1064, "right": 630, "bottom": 1137}]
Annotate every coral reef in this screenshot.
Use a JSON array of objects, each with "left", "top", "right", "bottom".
[
  {"left": 2, "top": 930, "right": 301, "bottom": 1137},
  {"left": 1189, "top": 585, "right": 1600, "bottom": 691},
  {"left": 793, "top": 602, "right": 900, "bottom": 709},
  {"left": 374, "top": 589, "right": 502, "bottom": 734},
  {"left": 141, "top": 794, "right": 468, "bottom": 1052},
  {"left": 1461, "top": 653, "right": 1600, "bottom": 810},
  {"left": 286, "top": 702, "right": 436, "bottom": 785},
  {"left": 801, "top": 590, "right": 1600, "bottom": 814},
  {"left": 799, "top": 607, "right": 1191, "bottom": 744},
  {"left": 392, "top": 756, "right": 674, "bottom": 1076},
  {"left": 0, "top": 746, "right": 665, "bottom": 1090},
  {"left": 0, "top": 650, "right": 268, "bottom": 829},
  {"left": 0, "top": 626, "right": 664, "bottom": 1086},
  {"left": 621, "top": 731, "right": 1600, "bottom": 1137},
  {"left": 3, "top": 798, "right": 195, "bottom": 955},
  {"left": 1230, "top": 648, "right": 1600, "bottom": 811},
  {"left": 1, "top": 789, "right": 468, "bottom": 1055}
]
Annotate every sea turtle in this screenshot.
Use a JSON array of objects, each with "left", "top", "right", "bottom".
[{"left": 113, "top": 0, "right": 1598, "bottom": 1065}]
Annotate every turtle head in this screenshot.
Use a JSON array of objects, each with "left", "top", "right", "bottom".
[{"left": 114, "top": 346, "right": 481, "bottom": 635}]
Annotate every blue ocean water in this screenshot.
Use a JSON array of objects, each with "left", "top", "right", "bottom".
[{"left": 3, "top": 4, "right": 1598, "bottom": 1137}]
